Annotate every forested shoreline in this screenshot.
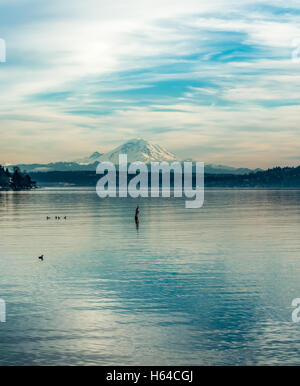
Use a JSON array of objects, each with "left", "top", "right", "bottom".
[{"left": 0, "top": 165, "right": 36, "bottom": 190}]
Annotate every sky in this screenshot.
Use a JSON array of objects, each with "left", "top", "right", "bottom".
[{"left": 0, "top": 0, "right": 299, "bottom": 168}]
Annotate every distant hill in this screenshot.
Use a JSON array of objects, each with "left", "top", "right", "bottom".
[
  {"left": 7, "top": 161, "right": 99, "bottom": 173},
  {"left": 0, "top": 165, "right": 36, "bottom": 190},
  {"left": 205, "top": 164, "right": 262, "bottom": 175},
  {"left": 74, "top": 151, "right": 103, "bottom": 165},
  {"left": 29, "top": 166, "right": 300, "bottom": 188},
  {"left": 7, "top": 138, "right": 261, "bottom": 175},
  {"left": 98, "top": 138, "right": 177, "bottom": 163}
]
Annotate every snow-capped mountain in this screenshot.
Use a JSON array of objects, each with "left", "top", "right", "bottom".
[
  {"left": 74, "top": 151, "right": 103, "bottom": 165},
  {"left": 8, "top": 138, "right": 261, "bottom": 175},
  {"left": 98, "top": 138, "right": 178, "bottom": 164}
]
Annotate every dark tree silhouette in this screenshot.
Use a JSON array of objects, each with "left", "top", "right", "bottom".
[
  {"left": 0, "top": 165, "right": 36, "bottom": 190},
  {"left": 0, "top": 165, "right": 10, "bottom": 189}
]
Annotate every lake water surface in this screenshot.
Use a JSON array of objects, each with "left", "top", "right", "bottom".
[{"left": 1, "top": 188, "right": 300, "bottom": 365}]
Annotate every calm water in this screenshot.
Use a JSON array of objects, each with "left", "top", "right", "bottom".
[{"left": 1, "top": 188, "right": 300, "bottom": 365}]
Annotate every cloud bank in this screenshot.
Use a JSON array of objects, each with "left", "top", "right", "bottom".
[{"left": 0, "top": 0, "right": 299, "bottom": 167}]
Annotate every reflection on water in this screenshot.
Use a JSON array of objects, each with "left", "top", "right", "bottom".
[{"left": 1, "top": 188, "right": 300, "bottom": 365}]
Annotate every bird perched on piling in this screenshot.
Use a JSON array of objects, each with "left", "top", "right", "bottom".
[{"left": 135, "top": 206, "right": 140, "bottom": 223}]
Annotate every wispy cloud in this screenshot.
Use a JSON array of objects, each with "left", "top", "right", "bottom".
[{"left": 0, "top": 0, "right": 299, "bottom": 167}]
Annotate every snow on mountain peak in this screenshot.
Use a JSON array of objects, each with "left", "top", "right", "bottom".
[
  {"left": 74, "top": 151, "right": 103, "bottom": 165},
  {"left": 90, "top": 151, "right": 102, "bottom": 158},
  {"left": 98, "top": 138, "right": 178, "bottom": 164}
]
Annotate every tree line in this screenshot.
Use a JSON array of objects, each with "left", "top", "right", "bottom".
[
  {"left": 205, "top": 166, "right": 300, "bottom": 187},
  {"left": 29, "top": 166, "right": 300, "bottom": 188},
  {"left": 0, "top": 165, "right": 36, "bottom": 190}
]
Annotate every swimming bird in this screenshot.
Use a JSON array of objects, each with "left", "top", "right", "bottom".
[
  {"left": 64, "top": 216, "right": 67, "bottom": 220},
  {"left": 38, "top": 255, "right": 44, "bottom": 261},
  {"left": 46, "top": 216, "right": 50, "bottom": 220}
]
